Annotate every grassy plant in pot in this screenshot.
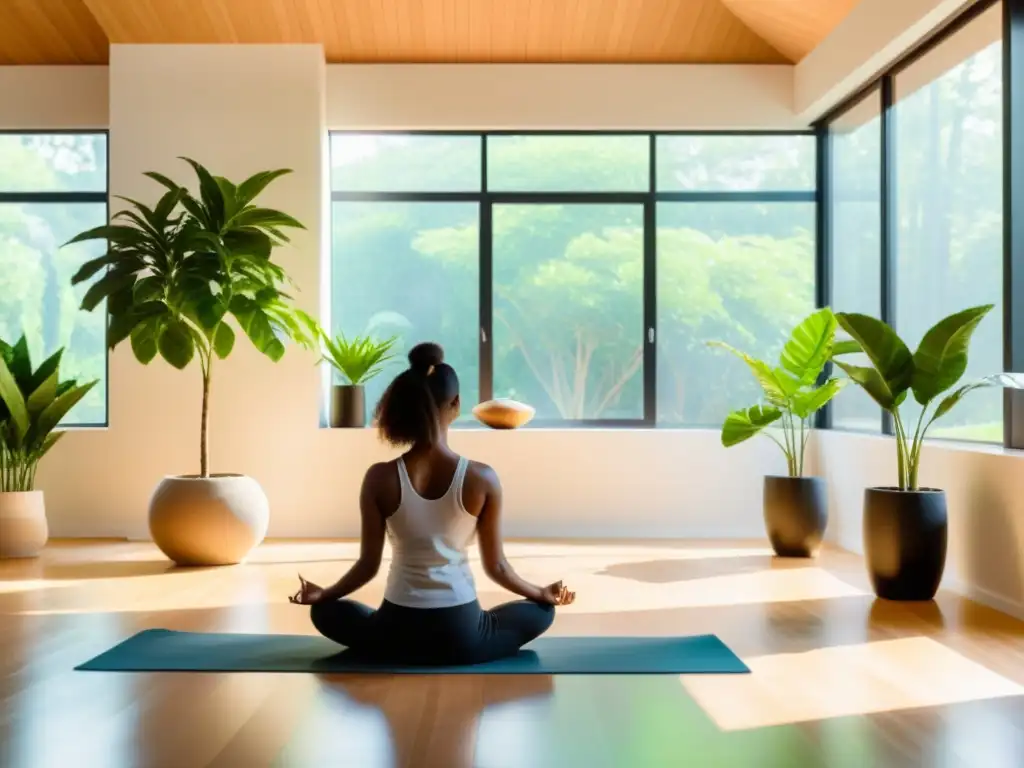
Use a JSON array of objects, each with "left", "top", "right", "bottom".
[
  {"left": 319, "top": 332, "right": 398, "bottom": 428},
  {"left": 710, "top": 308, "right": 846, "bottom": 557},
  {"left": 832, "top": 305, "right": 1023, "bottom": 600},
  {"left": 0, "top": 337, "right": 96, "bottom": 558},
  {"left": 68, "top": 158, "right": 315, "bottom": 567}
]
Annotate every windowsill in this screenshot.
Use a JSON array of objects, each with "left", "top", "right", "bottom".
[{"left": 820, "top": 428, "right": 1024, "bottom": 458}]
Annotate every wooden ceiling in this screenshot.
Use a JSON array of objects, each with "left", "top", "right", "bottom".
[{"left": 0, "top": 0, "right": 861, "bottom": 66}]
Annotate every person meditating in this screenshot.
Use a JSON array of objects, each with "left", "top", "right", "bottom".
[{"left": 289, "top": 342, "right": 575, "bottom": 665}]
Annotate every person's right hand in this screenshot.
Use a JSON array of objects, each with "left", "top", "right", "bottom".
[{"left": 539, "top": 581, "right": 576, "bottom": 606}]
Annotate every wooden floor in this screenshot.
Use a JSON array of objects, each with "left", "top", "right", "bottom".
[{"left": 2, "top": 541, "right": 1024, "bottom": 768}]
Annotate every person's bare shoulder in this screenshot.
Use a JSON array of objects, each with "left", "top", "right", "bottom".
[
  {"left": 363, "top": 460, "right": 397, "bottom": 488},
  {"left": 462, "top": 460, "right": 500, "bottom": 516},
  {"left": 465, "top": 460, "right": 500, "bottom": 491}
]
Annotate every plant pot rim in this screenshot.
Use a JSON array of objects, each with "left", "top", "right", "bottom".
[
  {"left": 765, "top": 474, "right": 824, "bottom": 482},
  {"left": 162, "top": 473, "right": 251, "bottom": 481},
  {"left": 866, "top": 486, "right": 945, "bottom": 494},
  {"left": 332, "top": 383, "right": 365, "bottom": 389},
  {"left": 0, "top": 489, "right": 43, "bottom": 497}
]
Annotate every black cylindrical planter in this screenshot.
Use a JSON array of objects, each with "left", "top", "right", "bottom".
[
  {"left": 864, "top": 487, "right": 947, "bottom": 601},
  {"left": 330, "top": 385, "right": 365, "bottom": 428},
  {"left": 763, "top": 476, "right": 827, "bottom": 558}
]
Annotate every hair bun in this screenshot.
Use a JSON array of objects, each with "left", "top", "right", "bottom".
[{"left": 408, "top": 342, "right": 444, "bottom": 373}]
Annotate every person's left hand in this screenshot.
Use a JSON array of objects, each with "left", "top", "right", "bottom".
[{"left": 288, "top": 575, "right": 326, "bottom": 605}]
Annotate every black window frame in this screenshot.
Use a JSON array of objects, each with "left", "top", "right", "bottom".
[
  {"left": 817, "top": 0, "right": 1018, "bottom": 446},
  {"left": 328, "top": 129, "right": 816, "bottom": 428},
  {"left": 0, "top": 128, "right": 110, "bottom": 428}
]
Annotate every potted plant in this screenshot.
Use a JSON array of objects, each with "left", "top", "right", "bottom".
[
  {"left": 319, "top": 331, "right": 399, "bottom": 428},
  {"left": 67, "top": 158, "right": 315, "bottom": 567},
  {"left": 0, "top": 336, "right": 97, "bottom": 558},
  {"left": 709, "top": 308, "right": 846, "bottom": 557},
  {"left": 832, "top": 305, "right": 1023, "bottom": 600}
]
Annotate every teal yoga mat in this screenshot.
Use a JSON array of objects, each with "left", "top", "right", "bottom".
[{"left": 77, "top": 629, "right": 749, "bottom": 675}]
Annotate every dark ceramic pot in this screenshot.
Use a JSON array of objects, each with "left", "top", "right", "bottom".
[
  {"left": 763, "top": 475, "right": 827, "bottom": 558},
  {"left": 863, "top": 487, "right": 947, "bottom": 601},
  {"left": 330, "top": 385, "right": 365, "bottom": 428}
]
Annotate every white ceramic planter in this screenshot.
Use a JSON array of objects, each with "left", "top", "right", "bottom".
[
  {"left": 148, "top": 474, "right": 269, "bottom": 567},
  {"left": 0, "top": 491, "right": 48, "bottom": 559}
]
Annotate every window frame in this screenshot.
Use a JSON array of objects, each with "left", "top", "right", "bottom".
[
  {"left": 817, "top": 0, "right": 1012, "bottom": 445},
  {"left": 329, "top": 129, "right": 816, "bottom": 428},
  {"left": 0, "top": 128, "right": 110, "bottom": 428}
]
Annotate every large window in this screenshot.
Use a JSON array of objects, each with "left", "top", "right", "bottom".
[
  {"left": 894, "top": 9, "right": 1003, "bottom": 441},
  {"left": 0, "top": 133, "right": 108, "bottom": 425},
  {"left": 824, "top": 2, "right": 1003, "bottom": 443},
  {"left": 828, "top": 89, "right": 883, "bottom": 432},
  {"left": 330, "top": 132, "right": 815, "bottom": 426}
]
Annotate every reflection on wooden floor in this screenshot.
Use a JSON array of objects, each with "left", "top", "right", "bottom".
[{"left": 2, "top": 540, "right": 1024, "bottom": 767}]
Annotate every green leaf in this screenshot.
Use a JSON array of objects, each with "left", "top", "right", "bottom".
[
  {"left": 158, "top": 319, "right": 195, "bottom": 369},
  {"left": 230, "top": 295, "right": 285, "bottom": 360},
  {"left": 721, "top": 405, "right": 782, "bottom": 447},
  {"left": 223, "top": 228, "right": 272, "bottom": 260},
  {"left": 835, "top": 313, "right": 914, "bottom": 406},
  {"left": 0, "top": 356, "right": 30, "bottom": 443},
  {"left": 26, "top": 348, "right": 63, "bottom": 394},
  {"left": 144, "top": 171, "right": 182, "bottom": 193},
  {"left": 8, "top": 337, "right": 32, "bottom": 390},
  {"left": 319, "top": 332, "right": 400, "bottom": 385},
  {"left": 153, "top": 186, "right": 184, "bottom": 223},
  {"left": 26, "top": 369, "right": 59, "bottom": 416},
  {"left": 213, "top": 323, "right": 236, "bottom": 359},
  {"left": 790, "top": 378, "right": 847, "bottom": 419},
  {"left": 81, "top": 269, "right": 138, "bottom": 312},
  {"left": 931, "top": 373, "right": 1024, "bottom": 423},
  {"left": 37, "top": 431, "right": 64, "bottom": 460},
  {"left": 707, "top": 341, "right": 788, "bottom": 407},
  {"left": 28, "top": 380, "right": 97, "bottom": 446},
  {"left": 779, "top": 308, "right": 837, "bottom": 386},
  {"left": 70, "top": 253, "right": 119, "bottom": 285},
  {"left": 180, "top": 157, "right": 225, "bottom": 229},
  {"left": 235, "top": 168, "right": 292, "bottom": 207},
  {"left": 230, "top": 207, "right": 305, "bottom": 231},
  {"left": 131, "top": 317, "right": 161, "bottom": 364},
  {"left": 215, "top": 176, "right": 240, "bottom": 221},
  {"left": 831, "top": 339, "right": 863, "bottom": 356},
  {"left": 833, "top": 359, "right": 899, "bottom": 410},
  {"left": 911, "top": 304, "right": 994, "bottom": 406},
  {"left": 133, "top": 275, "right": 164, "bottom": 303}
]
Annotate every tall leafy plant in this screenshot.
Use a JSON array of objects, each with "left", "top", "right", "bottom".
[
  {"left": 68, "top": 158, "right": 315, "bottom": 478},
  {"left": 832, "top": 305, "right": 1024, "bottom": 491},
  {"left": 320, "top": 331, "right": 399, "bottom": 386},
  {"left": 0, "top": 336, "right": 97, "bottom": 492},
  {"left": 709, "top": 308, "right": 846, "bottom": 477}
]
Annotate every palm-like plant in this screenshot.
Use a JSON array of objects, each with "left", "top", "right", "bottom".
[
  {"left": 709, "top": 308, "right": 847, "bottom": 477},
  {"left": 320, "top": 331, "right": 399, "bottom": 385},
  {"left": 0, "top": 336, "right": 97, "bottom": 492},
  {"left": 832, "top": 305, "right": 1024, "bottom": 490},
  {"left": 68, "top": 158, "right": 315, "bottom": 477}
]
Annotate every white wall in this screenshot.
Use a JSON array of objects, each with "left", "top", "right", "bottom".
[
  {"left": 817, "top": 431, "right": 1024, "bottom": 619},
  {"left": 326, "top": 64, "right": 801, "bottom": 129},
  {"left": 19, "top": 47, "right": 803, "bottom": 541},
  {"left": 0, "top": 67, "right": 108, "bottom": 128}
]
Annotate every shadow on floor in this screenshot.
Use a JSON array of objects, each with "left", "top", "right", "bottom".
[{"left": 598, "top": 554, "right": 812, "bottom": 584}]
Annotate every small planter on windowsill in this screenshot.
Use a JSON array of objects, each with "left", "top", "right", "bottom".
[
  {"left": 330, "top": 384, "right": 367, "bottom": 428},
  {"left": 320, "top": 331, "right": 399, "bottom": 429}
]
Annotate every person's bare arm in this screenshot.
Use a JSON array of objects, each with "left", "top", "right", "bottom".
[
  {"left": 319, "top": 464, "right": 388, "bottom": 602},
  {"left": 477, "top": 466, "right": 570, "bottom": 604}
]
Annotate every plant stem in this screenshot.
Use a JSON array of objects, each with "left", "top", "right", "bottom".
[
  {"left": 200, "top": 352, "right": 212, "bottom": 479},
  {"left": 892, "top": 411, "right": 909, "bottom": 491},
  {"left": 908, "top": 406, "right": 928, "bottom": 492}
]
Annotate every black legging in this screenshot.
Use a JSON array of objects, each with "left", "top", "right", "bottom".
[{"left": 310, "top": 598, "right": 555, "bottom": 666}]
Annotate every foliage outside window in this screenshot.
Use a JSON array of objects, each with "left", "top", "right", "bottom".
[
  {"left": 329, "top": 132, "right": 815, "bottom": 426},
  {"left": 0, "top": 133, "right": 108, "bottom": 425}
]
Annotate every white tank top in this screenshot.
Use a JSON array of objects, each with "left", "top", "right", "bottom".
[{"left": 383, "top": 455, "right": 478, "bottom": 609}]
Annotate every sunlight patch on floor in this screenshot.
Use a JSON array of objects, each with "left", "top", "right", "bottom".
[{"left": 682, "top": 636, "right": 1024, "bottom": 731}]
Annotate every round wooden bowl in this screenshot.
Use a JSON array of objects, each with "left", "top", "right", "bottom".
[{"left": 472, "top": 398, "right": 536, "bottom": 429}]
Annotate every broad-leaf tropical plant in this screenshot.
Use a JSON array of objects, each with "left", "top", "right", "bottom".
[
  {"left": 320, "top": 331, "right": 400, "bottom": 386},
  {"left": 0, "top": 336, "right": 97, "bottom": 492},
  {"left": 709, "top": 308, "right": 847, "bottom": 477},
  {"left": 67, "top": 158, "right": 316, "bottom": 478},
  {"left": 832, "top": 305, "right": 1024, "bottom": 491}
]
